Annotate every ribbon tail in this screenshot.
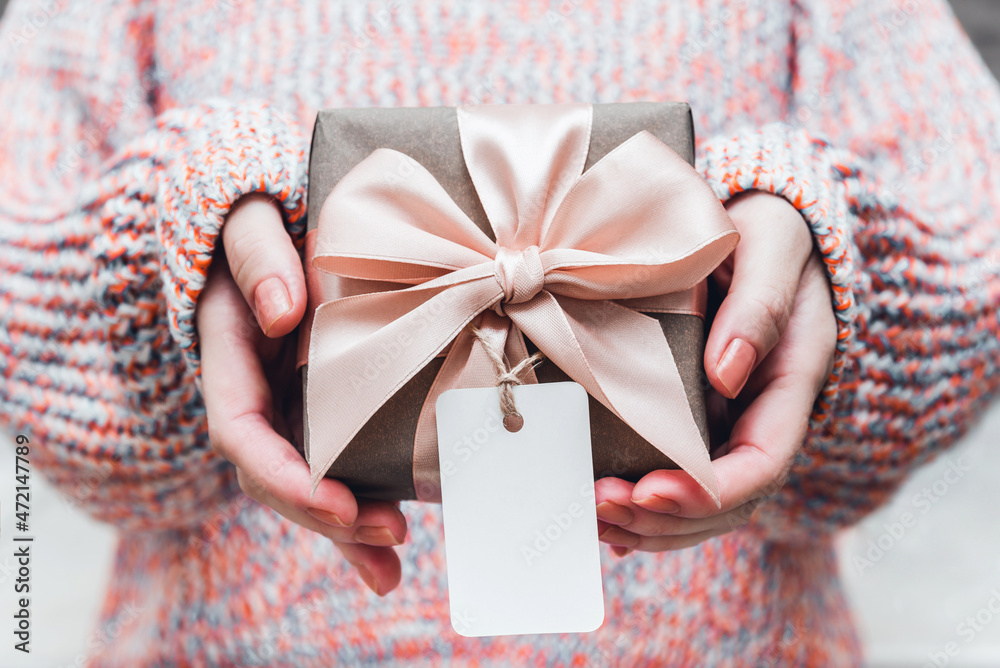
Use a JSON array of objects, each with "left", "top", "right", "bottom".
[
  {"left": 411, "top": 327, "right": 474, "bottom": 502},
  {"left": 507, "top": 293, "right": 721, "bottom": 506},
  {"left": 306, "top": 280, "right": 501, "bottom": 495},
  {"left": 411, "top": 311, "right": 516, "bottom": 501}
]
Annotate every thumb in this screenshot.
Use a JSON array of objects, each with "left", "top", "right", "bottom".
[
  {"left": 222, "top": 193, "right": 306, "bottom": 338},
  {"left": 705, "top": 192, "right": 812, "bottom": 398}
]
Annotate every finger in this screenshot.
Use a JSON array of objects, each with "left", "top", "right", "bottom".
[
  {"left": 234, "top": 467, "right": 407, "bottom": 546},
  {"left": 312, "top": 500, "right": 407, "bottom": 546},
  {"left": 596, "top": 521, "right": 639, "bottom": 548},
  {"left": 599, "top": 524, "right": 731, "bottom": 552},
  {"left": 222, "top": 192, "right": 306, "bottom": 338},
  {"left": 710, "top": 253, "right": 734, "bottom": 294},
  {"left": 633, "top": 259, "right": 836, "bottom": 519},
  {"left": 630, "top": 375, "right": 809, "bottom": 519},
  {"left": 197, "top": 262, "right": 359, "bottom": 531},
  {"left": 705, "top": 192, "right": 813, "bottom": 398},
  {"left": 335, "top": 541, "right": 402, "bottom": 597},
  {"left": 595, "top": 477, "right": 759, "bottom": 536}
]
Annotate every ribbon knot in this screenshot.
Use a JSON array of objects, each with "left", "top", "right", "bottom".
[
  {"left": 494, "top": 245, "right": 545, "bottom": 307},
  {"left": 306, "top": 103, "right": 740, "bottom": 505}
]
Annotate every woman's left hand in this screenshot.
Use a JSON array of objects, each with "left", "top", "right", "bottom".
[{"left": 595, "top": 191, "right": 837, "bottom": 554}]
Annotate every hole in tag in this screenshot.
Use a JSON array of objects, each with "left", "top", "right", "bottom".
[{"left": 503, "top": 413, "right": 524, "bottom": 433}]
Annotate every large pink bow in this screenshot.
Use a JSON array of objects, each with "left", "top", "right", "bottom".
[{"left": 306, "top": 103, "right": 739, "bottom": 503}]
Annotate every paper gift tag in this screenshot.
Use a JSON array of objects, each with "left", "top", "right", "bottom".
[{"left": 436, "top": 381, "right": 605, "bottom": 637}]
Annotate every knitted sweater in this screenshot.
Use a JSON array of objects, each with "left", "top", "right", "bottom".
[{"left": 1, "top": 0, "right": 998, "bottom": 665}]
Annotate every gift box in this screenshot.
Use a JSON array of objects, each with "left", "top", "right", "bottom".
[{"left": 296, "top": 102, "right": 738, "bottom": 502}]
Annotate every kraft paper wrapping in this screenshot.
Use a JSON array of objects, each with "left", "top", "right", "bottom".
[{"left": 298, "top": 102, "right": 711, "bottom": 500}]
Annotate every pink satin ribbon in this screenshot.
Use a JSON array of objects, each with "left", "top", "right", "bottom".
[{"left": 306, "top": 103, "right": 739, "bottom": 504}]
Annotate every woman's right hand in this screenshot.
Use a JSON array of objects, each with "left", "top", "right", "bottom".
[{"left": 196, "top": 193, "right": 407, "bottom": 596}]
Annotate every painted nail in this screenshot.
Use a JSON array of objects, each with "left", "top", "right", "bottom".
[
  {"left": 254, "top": 276, "right": 292, "bottom": 336},
  {"left": 716, "top": 338, "right": 756, "bottom": 398},
  {"left": 355, "top": 563, "right": 382, "bottom": 596},
  {"left": 611, "top": 545, "right": 634, "bottom": 558},
  {"left": 598, "top": 526, "right": 640, "bottom": 548},
  {"left": 353, "top": 525, "right": 401, "bottom": 546},
  {"left": 595, "top": 501, "right": 634, "bottom": 526},
  {"left": 306, "top": 507, "right": 350, "bottom": 527},
  {"left": 633, "top": 494, "right": 681, "bottom": 514}
]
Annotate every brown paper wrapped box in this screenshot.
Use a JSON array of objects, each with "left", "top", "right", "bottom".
[{"left": 298, "top": 102, "right": 712, "bottom": 501}]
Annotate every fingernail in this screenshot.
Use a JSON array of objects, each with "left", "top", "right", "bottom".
[
  {"left": 595, "top": 501, "right": 634, "bottom": 526},
  {"left": 255, "top": 276, "right": 292, "bottom": 336},
  {"left": 611, "top": 545, "right": 634, "bottom": 558},
  {"left": 716, "top": 338, "right": 756, "bottom": 398},
  {"left": 353, "top": 526, "right": 401, "bottom": 546},
  {"left": 355, "top": 563, "right": 382, "bottom": 596},
  {"left": 633, "top": 494, "right": 681, "bottom": 514},
  {"left": 306, "top": 507, "right": 350, "bottom": 527},
  {"left": 598, "top": 526, "right": 640, "bottom": 548}
]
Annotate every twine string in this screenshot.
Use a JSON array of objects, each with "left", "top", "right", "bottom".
[{"left": 467, "top": 324, "right": 544, "bottom": 432}]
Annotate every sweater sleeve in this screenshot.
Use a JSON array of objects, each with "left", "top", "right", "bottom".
[
  {"left": 697, "top": 0, "right": 1000, "bottom": 539},
  {"left": 0, "top": 1, "right": 307, "bottom": 531}
]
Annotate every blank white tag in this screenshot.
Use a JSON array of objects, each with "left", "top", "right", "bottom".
[{"left": 436, "top": 381, "right": 605, "bottom": 637}]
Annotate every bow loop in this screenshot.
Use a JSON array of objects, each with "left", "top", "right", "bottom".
[{"left": 313, "top": 147, "right": 498, "bottom": 284}]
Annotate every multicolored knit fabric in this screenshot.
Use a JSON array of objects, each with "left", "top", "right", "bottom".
[{"left": 1, "top": 0, "right": 998, "bottom": 664}]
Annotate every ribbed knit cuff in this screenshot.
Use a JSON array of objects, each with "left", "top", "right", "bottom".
[
  {"left": 153, "top": 99, "right": 309, "bottom": 380},
  {"left": 698, "top": 122, "right": 860, "bottom": 427}
]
